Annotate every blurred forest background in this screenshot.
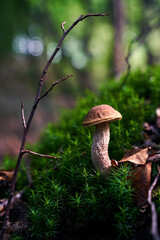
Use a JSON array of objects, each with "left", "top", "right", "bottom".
[{"left": 1, "top": 0, "right": 160, "bottom": 162}]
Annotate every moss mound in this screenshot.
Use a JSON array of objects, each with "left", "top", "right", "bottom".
[{"left": 8, "top": 66, "right": 160, "bottom": 239}]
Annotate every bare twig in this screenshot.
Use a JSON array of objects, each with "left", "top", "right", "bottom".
[
  {"left": 148, "top": 166, "right": 160, "bottom": 240},
  {"left": 37, "top": 74, "right": 73, "bottom": 103},
  {"left": 36, "top": 13, "right": 109, "bottom": 100},
  {"left": 21, "top": 101, "right": 26, "bottom": 131},
  {"left": 81, "top": 13, "right": 109, "bottom": 20},
  {"left": 120, "top": 145, "right": 127, "bottom": 152},
  {"left": 147, "top": 154, "right": 160, "bottom": 163},
  {"left": 0, "top": 13, "right": 109, "bottom": 240},
  {"left": 118, "top": 40, "right": 132, "bottom": 87},
  {"left": 0, "top": 189, "right": 24, "bottom": 217},
  {"left": 61, "top": 21, "right": 66, "bottom": 33},
  {"left": 124, "top": 51, "right": 131, "bottom": 77},
  {"left": 22, "top": 149, "right": 60, "bottom": 159}
]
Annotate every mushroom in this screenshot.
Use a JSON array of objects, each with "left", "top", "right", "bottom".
[{"left": 82, "top": 105, "right": 122, "bottom": 176}]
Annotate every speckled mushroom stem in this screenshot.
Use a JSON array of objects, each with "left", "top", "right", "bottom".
[{"left": 91, "top": 122, "right": 112, "bottom": 176}]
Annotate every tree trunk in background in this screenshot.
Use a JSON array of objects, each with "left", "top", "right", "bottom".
[
  {"left": 78, "top": 70, "right": 96, "bottom": 93},
  {"left": 77, "top": 22, "right": 95, "bottom": 92},
  {"left": 113, "top": 0, "right": 126, "bottom": 77}
]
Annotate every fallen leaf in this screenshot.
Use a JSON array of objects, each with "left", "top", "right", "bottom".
[
  {"left": 0, "top": 170, "right": 14, "bottom": 182},
  {"left": 130, "top": 162, "right": 152, "bottom": 207},
  {"left": 118, "top": 147, "right": 151, "bottom": 207},
  {"left": 0, "top": 170, "right": 14, "bottom": 184},
  {"left": 118, "top": 148, "right": 148, "bottom": 165}
]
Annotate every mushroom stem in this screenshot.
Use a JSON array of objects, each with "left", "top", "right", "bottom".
[{"left": 91, "top": 122, "right": 111, "bottom": 175}]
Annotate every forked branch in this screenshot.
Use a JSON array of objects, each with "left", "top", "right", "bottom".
[
  {"left": 37, "top": 74, "right": 73, "bottom": 103},
  {"left": 0, "top": 13, "right": 109, "bottom": 240}
]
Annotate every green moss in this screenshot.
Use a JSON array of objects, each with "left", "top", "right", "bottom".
[
  {"left": 27, "top": 66, "right": 160, "bottom": 239},
  {"left": 4, "top": 66, "right": 160, "bottom": 239}
]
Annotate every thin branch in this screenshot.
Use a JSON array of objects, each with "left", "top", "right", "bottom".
[
  {"left": 120, "top": 145, "right": 127, "bottom": 152},
  {"left": 81, "top": 13, "right": 109, "bottom": 20},
  {"left": 38, "top": 13, "right": 109, "bottom": 93},
  {"left": 124, "top": 52, "right": 131, "bottom": 75},
  {"left": 21, "top": 101, "right": 26, "bottom": 131},
  {"left": 147, "top": 154, "right": 160, "bottom": 163},
  {"left": 148, "top": 166, "right": 160, "bottom": 240},
  {"left": 26, "top": 13, "right": 109, "bottom": 132},
  {"left": 61, "top": 21, "right": 66, "bottom": 33},
  {"left": 0, "top": 189, "right": 25, "bottom": 217},
  {"left": 118, "top": 40, "right": 132, "bottom": 87},
  {"left": 37, "top": 74, "right": 73, "bottom": 103},
  {"left": 22, "top": 149, "right": 60, "bottom": 159},
  {"left": 119, "top": 14, "right": 160, "bottom": 86},
  {"left": 0, "top": 13, "right": 109, "bottom": 240}
]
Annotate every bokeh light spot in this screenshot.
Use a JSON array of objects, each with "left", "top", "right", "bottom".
[
  {"left": 71, "top": 52, "right": 87, "bottom": 69},
  {"left": 28, "top": 38, "right": 44, "bottom": 56}
]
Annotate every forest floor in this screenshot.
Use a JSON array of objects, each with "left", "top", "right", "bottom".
[{"left": 1, "top": 108, "right": 160, "bottom": 239}]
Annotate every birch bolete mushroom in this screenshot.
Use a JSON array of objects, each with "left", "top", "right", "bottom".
[{"left": 82, "top": 105, "right": 122, "bottom": 176}]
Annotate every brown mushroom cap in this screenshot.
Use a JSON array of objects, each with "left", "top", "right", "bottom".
[{"left": 82, "top": 104, "right": 122, "bottom": 127}]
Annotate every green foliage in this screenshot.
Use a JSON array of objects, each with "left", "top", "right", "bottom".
[
  {"left": 108, "top": 166, "right": 138, "bottom": 238},
  {"left": 4, "top": 66, "right": 160, "bottom": 239},
  {"left": 28, "top": 163, "right": 136, "bottom": 239},
  {"left": 28, "top": 177, "right": 65, "bottom": 239},
  {"left": 3, "top": 155, "right": 17, "bottom": 170},
  {"left": 0, "top": 0, "right": 31, "bottom": 53},
  {"left": 25, "top": 67, "right": 160, "bottom": 239},
  {"left": 155, "top": 187, "right": 160, "bottom": 214},
  {"left": 123, "top": 66, "right": 160, "bottom": 108},
  {"left": 3, "top": 155, "right": 28, "bottom": 192}
]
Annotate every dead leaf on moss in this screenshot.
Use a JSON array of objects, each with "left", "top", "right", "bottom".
[
  {"left": 118, "top": 148, "right": 148, "bottom": 165},
  {"left": 0, "top": 170, "right": 14, "bottom": 186},
  {"left": 131, "top": 162, "right": 152, "bottom": 207},
  {"left": 118, "top": 147, "right": 151, "bottom": 207}
]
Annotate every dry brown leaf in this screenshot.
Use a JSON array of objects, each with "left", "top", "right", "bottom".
[
  {"left": 118, "top": 147, "right": 151, "bottom": 207},
  {"left": 119, "top": 148, "right": 148, "bottom": 165},
  {"left": 130, "top": 162, "right": 152, "bottom": 207},
  {"left": 0, "top": 170, "right": 14, "bottom": 184}
]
